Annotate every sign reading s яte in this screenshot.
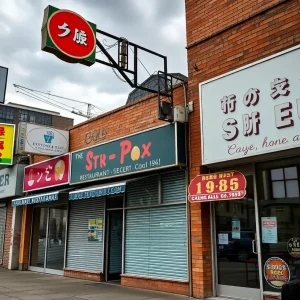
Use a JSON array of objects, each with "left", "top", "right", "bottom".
[
  {"left": 24, "top": 154, "right": 70, "bottom": 192},
  {"left": 17, "top": 123, "right": 69, "bottom": 156},
  {"left": 70, "top": 124, "right": 185, "bottom": 185},
  {"left": 41, "top": 5, "right": 96, "bottom": 66},
  {"left": 188, "top": 171, "right": 247, "bottom": 203},
  {"left": 0, "top": 123, "right": 15, "bottom": 165},
  {"left": 200, "top": 46, "right": 300, "bottom": 164}
]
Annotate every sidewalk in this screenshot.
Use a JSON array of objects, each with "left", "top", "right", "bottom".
[{"left": 0, "top": 268, "right": 190, "bottom": 300}]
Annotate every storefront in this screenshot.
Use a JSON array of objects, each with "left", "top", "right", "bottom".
[
  {"left": 64, "top": 123, "right": 189, "bottom": 290},
  {"left": 0, "top": 164, "right": 25, "bottom": 269},
  {"left": 12, "top": 154, "right": 70, "bottom": 275},
  {"left": 198, "top": 46, "right": 300, "bottom": 300},
  {"left": 14, "top": 121, "right": 190, "bottom": 295}
]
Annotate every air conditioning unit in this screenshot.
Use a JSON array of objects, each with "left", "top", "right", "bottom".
[{"left": 173, "top": 106, "right": 188, "bottom": 123}]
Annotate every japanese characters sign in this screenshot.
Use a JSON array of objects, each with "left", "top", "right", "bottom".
[
  {"left": 41, "top": 5, "right": 96, "bottom": 66},
  {"left": 17, "top": 123, "right": 69, "bottom": 156},
  {"left": 70, "top": 124, "right": 186, "bottom": 185},
  {"left": 0, "top": 123, "right": 15, "bottom": 165},
  {"left": 200, "top": 46, "right": 300, "bottom": 164},
  {"left": 264, "top": 257, "right": 290, "bottom": 289},
  {"left": 23, "top": 154, "right": 70, "bottom": 192},
  {"left": 188, "top": 171, "right": 246, "bottom": 203}
]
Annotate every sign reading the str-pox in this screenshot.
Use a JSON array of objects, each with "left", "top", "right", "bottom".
[
  {"left": 188, "top": 171, "right": 247, "bottom": 202},
  {"left": 23, "top": 154, "right": 70, "bottom": 192},
  {"left": 200, "top": 46, "right": 300, "bottom": 164},
  {"left": 70, "top": 124, "right": 186, "bottom": 185},
  {"left": 0, "top": 123, "right": 15, "bottom": 165},
  {"left": 41, "top": 5, "right": 96, "bottom": 66}
]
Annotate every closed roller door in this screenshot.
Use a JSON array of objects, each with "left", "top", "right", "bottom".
[
  {"left": 67, "top": 197, "right": 105, "bottom": 272},
  {"left": 162, "top": 170, "right": 186, "bottom": 204},
  {"left": 125, "top": 205, "right": 187, "bottom": 280},
  {"left": 125, "top": 209, "right": 150, "bottom": 277},
  {"left": 0, "top": 206, "right": 6, "bottom": 265}
]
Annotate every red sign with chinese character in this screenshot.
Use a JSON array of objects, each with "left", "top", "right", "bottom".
[
  {"left": 42, "top": 6, "right": 96, "bottom": 66},
  {"left": 188, "top": 171, "right": 247, "bottom": 203},
  {"left": 23, "top": 154, "right": 70, "bottom": 192}
]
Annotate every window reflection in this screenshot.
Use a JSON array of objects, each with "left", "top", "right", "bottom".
[{"left": 258, "top": 161, "right": 300, "bottom": 292}]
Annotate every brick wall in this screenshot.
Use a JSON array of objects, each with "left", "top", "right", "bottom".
[
  {"left": 69, "top": 86, "right": 184, "bottom": 151},
  {"left": 52, "top": 115, "right": 74, "bottom": 130},
  {"left": 265, "top": 296, "right": 279, "bottom": 300},
  {"left": 64, "top": 269, "right": 104, "bottom": 282},
  {"left": 2, "top": 201, "right": 12, "bottom": 268},
  {"left": 121, "top": 276, "right": 189, "bottom": 296},
  {"left": 186, "top": 0, "right": 300, "bottom": 298}
]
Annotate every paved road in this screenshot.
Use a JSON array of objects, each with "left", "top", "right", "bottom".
[{"left": 0, "top": 268, "right": 190, "bottom": 300}]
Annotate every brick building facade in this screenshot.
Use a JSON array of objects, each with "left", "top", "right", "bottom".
[{"left": 186, "top": 0, "right": 300, "bottom": 299}]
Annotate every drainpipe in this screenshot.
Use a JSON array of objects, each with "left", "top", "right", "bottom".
[{"left": 182, "top": 82, "right": 193, "bottom": 298}]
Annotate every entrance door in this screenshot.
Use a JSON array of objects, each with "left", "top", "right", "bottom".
[
  {"left": 30, "top": 205, "right": 67, "bottom": 275},
  {"left": 214, "top": 174, "right": 261, "bottom": 300},
  {"left": 107, "top": 210, "right": 123, "bottom": 281}
]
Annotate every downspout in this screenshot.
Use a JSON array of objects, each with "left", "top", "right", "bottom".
[{"left": 182, "top": 82, "right": 193, "bottom": 298}]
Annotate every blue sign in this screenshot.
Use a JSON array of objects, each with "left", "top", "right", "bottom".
[
  {"left": 70, "top": 184, "right": 126, "bottom": 200},
  {"left": 12, "top": 192, "right": 59, "bottom": 207}
]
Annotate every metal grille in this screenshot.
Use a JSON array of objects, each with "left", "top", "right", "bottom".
[
  {"left": 66, "top": 197, "right": 105, "bottom": 272},
  {"left": 126, "top": 176, "right": 158, "bottom": 207},
  {"left": 125, "top": 205, "right": 187, "bottom": 280},
  {"left": 162, "top": 170, "right": 186, "bottom": 204},
  {"left": 0, "top": 206, "right": 7, "bottom": 265}
]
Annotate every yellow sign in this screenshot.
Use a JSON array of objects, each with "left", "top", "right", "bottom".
[{"left": 0, "top": 124, "right": 15, "bottom": 165}]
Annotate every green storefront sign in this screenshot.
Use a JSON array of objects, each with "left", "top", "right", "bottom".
[{"left": 70, "top": 124, "right": 185, "bottom": 185}]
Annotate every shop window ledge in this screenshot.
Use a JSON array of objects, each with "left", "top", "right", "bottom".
[{"left": 121, "top": 273, "right": 189, "bottom": 283}]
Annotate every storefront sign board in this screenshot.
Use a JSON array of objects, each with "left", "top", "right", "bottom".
[
  {"left": 262, "top": 217, "right": 278, "bottom": 244},
  {"left": 23, "top": 154, "right": 70, "bottom": 192},
  {"left": 17, "top": 123, "right": 69, "bottom": 156},
  {"left": 0, "top": 123, "right": 15, "bottom": 165},
  {"left": 41, "top": 5, "right": 96, "bottom": 66},
  {"left": 264, "top": 257, "right": 290, "bottom": 289},
  {"left": 70, "top": 124, "right": 185, "bottom": 185},
  {"left": 0, "top": 165, "right": 25, "bottom": 199},
  {"left": 188, "top": 171, "right": 246, "bottom": 203},
  {"left": 200, "top": 46, "right": 300, "bottom": 164}
]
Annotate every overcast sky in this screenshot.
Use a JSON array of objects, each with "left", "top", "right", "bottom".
[{"left": 0, "top": 0, "right": 187, "bottom": 124}]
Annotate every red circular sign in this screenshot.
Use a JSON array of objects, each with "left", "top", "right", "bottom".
[{"left": 48, "top": 10, "right": 96, "bottom": 59}]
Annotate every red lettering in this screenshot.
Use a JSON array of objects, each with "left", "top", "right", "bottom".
[
  {"left": 100, "top": 154, "right": 106, "bottom": 168},
  {"left": 120, "top": 140, "right": 132, "bottom": 164},
  {"left": 93, "top": 155, "right": 99, "bottom": 169},
  {"left": 85, "top": 151, "right": 93, "bottom": 171},
  {"left": 141, "top": 142, "right": 152, "bottom": 159}
]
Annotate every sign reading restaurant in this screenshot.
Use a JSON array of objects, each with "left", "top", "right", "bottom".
[
  {"left": 70, "top": 124, "right": 185, "bottom": 185},
  {"left": 200, "top": 46, "right": 300, "bottom": 164}
]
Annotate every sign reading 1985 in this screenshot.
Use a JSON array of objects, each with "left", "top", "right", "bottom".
[{"left": 188, "top": 171, "right": 247, "bottom": 203}]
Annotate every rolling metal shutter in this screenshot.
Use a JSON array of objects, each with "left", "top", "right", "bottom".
[
  {"left": 0, "top": 206, "right": 7, "bottom": 265},
  {"left": 66, "top": 197, "right": 105, "bottom": 272},
  {"left": 162, "top": 170, "right": 186, "bottom": 204},
  {"left": 126, "top": 176, "right": 158, "bottom": 207},
  {"left": 125, "top": 205, "right": 187, "bottom": 280}
]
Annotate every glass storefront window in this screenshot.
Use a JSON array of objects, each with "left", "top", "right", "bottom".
[{"left": 257, "top": 158, "right": 300, "bottom": 292}]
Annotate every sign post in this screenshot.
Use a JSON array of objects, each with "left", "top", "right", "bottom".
[{"left": 188, "top": 171, "right": 247, "bottom": 203}]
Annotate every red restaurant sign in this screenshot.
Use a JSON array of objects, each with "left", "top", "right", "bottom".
[
  {"left": 188, "top": 171, "right": 247, "bottom": 203},
  {"left": 23, "top": 154, "right": 70, "bottom": 192},
  {"left": 41, "top": 5, "right": 96, "bottom": 66}
]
